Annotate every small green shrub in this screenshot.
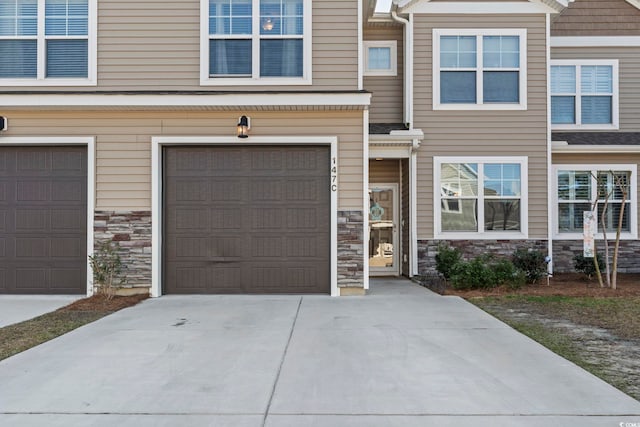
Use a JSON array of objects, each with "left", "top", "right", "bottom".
[
  {"left": 89, "top": 241, "right": 126, "bottom": 299},
  {"left": 573, "top": 253, "right": 605, "bottom": 279},
  {"left": 450, "top": 255, "right": 525, "bottom": 290},
  {"left": 512, "top": 249, "right": 547, "bottom": 284},
  {"left": 435, "top": 243, "right": 462, "bottom": 279}
]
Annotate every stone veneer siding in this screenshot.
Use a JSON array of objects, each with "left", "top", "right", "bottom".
[
  {"left": 417, "top": 239, "right": 549, "bottom": 275},
  {"left": 553, "top": 240, "right": 640, "bottom": 273},
  {"left": 94, "top": 211, "right": 152, "bottom": 290},
  {"left": 338, "top": 210, "right": 365, "bottom": 288}
]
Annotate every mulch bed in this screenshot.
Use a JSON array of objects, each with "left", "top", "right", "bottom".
[
  {"left": 62, "top": 293, "right": 149, "bottom": 312},
  {"left": 444, "top": 273, "right": 640, "bottom": 298}
]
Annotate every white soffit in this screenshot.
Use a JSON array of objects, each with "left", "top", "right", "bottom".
[
  {"left": 626, "top": 0, "right": 640, "bottom": 10},
  {"left": 552, "top": 36, "right": 640, "bottom": 47},
  {"left": 395, "top": 0, "right": 565, "bottom": 13}
]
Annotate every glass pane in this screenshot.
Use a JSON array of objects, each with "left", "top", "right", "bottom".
[
  {"left": 260, "top": 38, "right": 303, "bottom": 77},
  {"left": 46, "top": 39, "right": 87, "bottom": 77},
  {"left": 0, "top": 17, "right": 15, "bottom": 36},
  {"left": 442, "top": 199, "right": 478, "bottom": 232},
  {"left": 210, "top": 39, "right": 252, "bottom": 76},
  {"left": 597, "top": 171, "right": 630, "bottom": 201},
  {"left": 45, "top": 0, "right": 88, "bottom": 36},
  {"left": 598, "top": 202, "right": 630, "bottom": 232},
  {"left": 0, "top": 39, "right": 37, "bottom": 77},
  {"left": 551, "top": 66, "right": 576, "bottom": 94},
  {"left": 484, "top": 200, "right": 520, "bottom": 231},
  {"left": 0, "top": 0, "right": 37, "bottom": 36},
  {"left": 581, "top": 65, "right": 612, "bottom": 94},
  {"left": 551, "top": 96, "right": 576, "bottom": 124},
  {"left": 558, "top": 171, "right": 591, "bottom": 201},
  {"left": 260, "top": 0, "right": 303, "bottom": 35},
  {"left": 483, "top": 35, "right": 519, "bottom": 68},
  {"left": 440, "top": 35, "right": 476, "bottom": 68},
  {"left": 369, "top": 188, "right": 394, "bottom": 269},
  {"left": 484, "top": 163, "right": 521, "bottom": 197},
  {"left": 483, "top": 71, "right": 519, "bottom": 103},
  {"left": 210, "top": 0, "right": 252, "bottom": 35},
  {"left": 582, "top": 96, "right": 612, "bottom": 124},
  {"left": 558, "top": 202, "right": 592, "bottom": 232},
  {"left": 368, "top": 47, "right": 391, "bottom": 70},
  {"left": 441, "top": 163, "right": 478, "bottom": 197},
  {"left": 441, "top": 71, "right": 476, "bottom": 103}
]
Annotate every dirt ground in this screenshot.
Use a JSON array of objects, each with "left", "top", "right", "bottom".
[
  {"left": 61, "top": 293, "right": 149, "bottom": 312},
  {"left": 445, "top": 273, "right": 640, "bottom": 298}
]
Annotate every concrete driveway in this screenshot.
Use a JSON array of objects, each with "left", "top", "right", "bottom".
[
  {"left": 0, "top": 295, "right": 81, "bottom": 328},
  {"left": 1, "top": 279, "right": 639, "bottom": 426}
]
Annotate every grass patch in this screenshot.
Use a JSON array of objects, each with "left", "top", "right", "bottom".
[{"left": 0, "top": 294, "right": 147, "bottom": 362}]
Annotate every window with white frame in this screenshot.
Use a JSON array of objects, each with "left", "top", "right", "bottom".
[
  {"left": 435, "top": 157, "right": 528, "bottom": 238},
  {"left": 203, "top": 0, "right": 311, "bottom": 85},
  {"left": 0, "top": 0, "right": 95, "bottom": 84},
  {"left": 551, "top": 60, "right": 619, "bottom": 129},
  {"left": 554, "top": 165, "right": 636, "bottom": 237},
  {"left": 364, "top": 40, "right": 396, "bottom": 76},
  {"left": 433, "top": 29, "right": 527, "bottom": 110}
]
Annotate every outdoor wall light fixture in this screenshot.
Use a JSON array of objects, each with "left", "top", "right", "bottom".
[
  {"left": 0, "top": 116, "right": 7, "bottom": 132},
  {"left": 237, "top": 115, "right": 250, "bottom": 138}
]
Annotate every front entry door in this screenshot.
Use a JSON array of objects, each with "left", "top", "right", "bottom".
[{"left": 369, "top": 184, "right": 399, "bottom": 276}]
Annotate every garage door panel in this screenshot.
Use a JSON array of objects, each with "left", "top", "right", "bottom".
[
  {"left": 0, "top": 147, "right": 87, "bottom": 294},
  {"left": 164, "top": 145, "right": 329, "bottom": 294}
]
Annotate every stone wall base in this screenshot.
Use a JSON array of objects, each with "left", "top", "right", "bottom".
[
  {"left": 417, "top": 239, "right": 549, "bottom": 275},
  {"left": 553, "top": 240, "right": 640, "bottom": 273},
  {"left": 94, "top": 211, "right": 152, "bottom": 290},
  {"left": 338, "top": 210, "right": 365, "bottom": 288}
]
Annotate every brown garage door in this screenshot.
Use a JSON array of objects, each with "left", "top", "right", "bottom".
[
  {"left": 0, "top": 146, "right": 87, "bottom": 294},
  {"left": 164, "top": 145, "right": 330, "bottom": 294}
]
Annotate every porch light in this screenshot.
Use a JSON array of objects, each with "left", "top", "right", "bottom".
[{"left": 237, "top": 116, "right": 250, "bottom": 138}]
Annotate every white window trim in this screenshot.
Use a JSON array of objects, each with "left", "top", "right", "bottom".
[
  {"left": 363, "top": 40, "right": 397, "bottom": 77},
  {"left": 0, "top": 0, "right": 97, "bottom": 86},
  {"left": 200, "top": 0, "right": 312, "bottom": 86},
  {"left": 433, "top": 28, "right": 528, "bottom": 111},
  {"left": 552, "top": 164, "right": 637, "bottom": 240},
  {"left": 434, "top": 156, "right": 529, "bottom": 240},
  {"left": 550, "top": 59, "right": 619, "bottom": 130}
]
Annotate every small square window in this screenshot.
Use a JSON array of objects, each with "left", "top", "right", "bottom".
[{"left": 364, "top": 40, "right": 397, "bottom": 77}]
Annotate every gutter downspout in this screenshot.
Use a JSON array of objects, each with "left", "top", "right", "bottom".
[{"left": 391, "top": 8, "right": 412, "bottom": 129}]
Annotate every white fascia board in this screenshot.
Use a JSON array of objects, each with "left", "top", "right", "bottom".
[
  {"left": 626, "top": 0, "right": 640, "bottom": 10},
  {"left": 552, "top": 141, "right": 640, "bottom": 153},
  {"left": 0, "top": 93, "right": 371, "bottom": 108},
  {"left": 400, "top": 1, "right": 558, "bottom": 14},
  {"left": 552, "top": 36, "right": 640, "bottom": 47}
]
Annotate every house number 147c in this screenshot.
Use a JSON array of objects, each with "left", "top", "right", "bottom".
[{"left": 331, "top": 157, "right": 338, "bottom": 192}]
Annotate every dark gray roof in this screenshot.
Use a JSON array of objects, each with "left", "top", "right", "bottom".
[
  {"left": 553, "top": 132, "right": 640, "bottom": 145},
  {"left": 369, "top": 123, "right": 408, "bottom": 135}
]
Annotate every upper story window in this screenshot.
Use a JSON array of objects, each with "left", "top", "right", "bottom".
[
  {"left": 201, "top": 0, "right": 312, "bottom": 86},
  {"left": 364, "top": 40, "right": 397, "bottom": 77},
  {"left": 551, "top": 60, "right": 619, "bottom": 130},
  {"left": 434, "top": 156, "right": 529, "bottom": 239},
  {"left": 433, "top": 29, "right": 527, "bottom": 110},
  {"left": 0, "top": 0, "right": 96, "bottom": 85}
]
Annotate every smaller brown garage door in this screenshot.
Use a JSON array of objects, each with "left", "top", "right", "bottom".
[
  {"left": 0, "top": 146, "right": 87, "bottom": 294},
  {"left": 164, "top": 145, "right": 330, "bottom": 294}
]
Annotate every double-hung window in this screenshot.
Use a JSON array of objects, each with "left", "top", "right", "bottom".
[
  {"left": 0, "top": 0, "right": 95, "bottom": 85},
  {"left": 554, "top": 165, "right": 636, "bottom": 238},
  {"left": 550, "top": 60, "right": 619, "bottom": 129},
  {"left": 433, "top": 29, "right": 527, "bottom": 110},
  {"left": 202, "top": 0, "right": 311, "bottom": 85},
  {"left": 435, "top": 157, "right": 528, "bottom": 238}
]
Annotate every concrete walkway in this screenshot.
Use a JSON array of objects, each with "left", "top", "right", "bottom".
[
  {"left": 0, "top": 295, "right": 81, "bottom": 328},
  {"left": 1, "top": 279, "right": 639, "bottom": 426}
]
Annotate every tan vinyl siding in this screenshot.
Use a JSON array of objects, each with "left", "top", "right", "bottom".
[
  {"left": 364, "top": 25, "right": 405, "bottom": 123},
  {"left": 413, "top": 14, "right": 549, "bottom": 239},
  {"left": 0, "top": 0, "right": 358, "bottom": 92},
  {"left": 369, "top": 159, "right": 401, "bottom": 184},
  {"left": 552, "top": 46, "right": 640, "bottom": 132},
  {"left": 1, "top": 110, "right": 364, "bottom": 211},
  {"left": 552, "top": 152, "right": 640, "bottom": 227},
  {"left": 551, "top": 0, "right": 640, "bottom": 36}
]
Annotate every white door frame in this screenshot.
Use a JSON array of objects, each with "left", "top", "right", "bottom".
[
  {"left": 151, "top": 136, "right": 339, "bottom": 297},
  {"left": 369, "top": 183, "right": 399, "bottom": 276}
]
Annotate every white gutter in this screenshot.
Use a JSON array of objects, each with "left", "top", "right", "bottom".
[
  {"left": 546, "top": 13, "right": 554, "bottom": 276},
  {"left": 552, "top": 141, "right": 640, "bottom": 153},
  {"left": 391, "top": 8, "right": 413, "bottom": 128}
]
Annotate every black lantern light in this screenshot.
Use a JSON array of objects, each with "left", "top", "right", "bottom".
[{"left": 237, "top": 115, "right": 250, "bottom": 138}]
